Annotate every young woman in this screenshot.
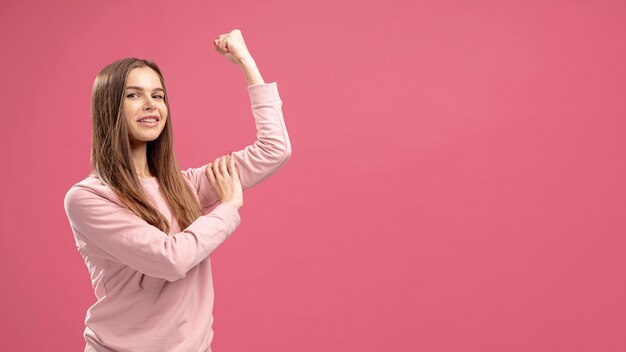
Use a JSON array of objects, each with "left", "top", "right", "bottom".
[{"left": 63, "top": 29, "right": 291, "bottom": 352}]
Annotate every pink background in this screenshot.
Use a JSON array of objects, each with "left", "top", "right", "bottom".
[{"left": 1, "top": 0, "right": 625, "bottom": 351}]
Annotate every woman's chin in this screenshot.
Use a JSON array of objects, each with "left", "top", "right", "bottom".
[{"left": 129, "top": 133, "right": 162, "bottom": 145}]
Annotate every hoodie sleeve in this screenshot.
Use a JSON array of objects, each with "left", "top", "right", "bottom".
[
  {"left": 187, "top": 82, "right": 291, "bottom": 209},
  {"left": 63, "top": 186, "right": 241, "bottom": 282}
]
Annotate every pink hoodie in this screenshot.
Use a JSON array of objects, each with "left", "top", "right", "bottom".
[{"left": 64, "top": 82, "right": 291, "bottom": 352}]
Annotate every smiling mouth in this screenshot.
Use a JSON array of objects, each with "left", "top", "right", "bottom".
[
  {"left": 137, "top": 116, "right": 160, "bottom": 122},
  {"left": 138, "top": 120, "right": 159, "bottom": 126}
]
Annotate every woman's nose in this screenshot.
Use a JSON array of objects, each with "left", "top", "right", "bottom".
[{"left": 145, "top": 99, "right": 157, "bottom": 110}]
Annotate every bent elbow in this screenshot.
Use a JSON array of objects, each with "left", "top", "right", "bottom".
[
  {"left": 164, "top": 265, "right": 188, "bottom": 282},
  {"left": 282, "top": 140, "right": 292, "bottom": 162},
  {"left": 276, "top": 147, "right": 291, "bottom": 168},
  {"left": 161, "top": 252, "right": 194, "bottom": 282},
  {"left": 165, "top": 272, "right": 185, "bottom": 282},
  {"left": 282, "top": 149, "right": 291, "bottom": 163}
]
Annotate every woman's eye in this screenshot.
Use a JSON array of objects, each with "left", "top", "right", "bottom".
[{"left": 126, "top": 93, "right": 163, "bottom": 99}]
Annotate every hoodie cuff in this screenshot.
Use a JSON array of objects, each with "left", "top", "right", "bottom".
[{"left": 247, "top": 82, "right": 282, "bottom": 105}]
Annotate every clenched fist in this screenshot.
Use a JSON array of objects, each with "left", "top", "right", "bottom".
[{"left": 213, "top": 29, "right": 252, "bottom": 65}]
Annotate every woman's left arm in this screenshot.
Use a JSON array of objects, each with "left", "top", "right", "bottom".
[
  {"left": 189, "top": 30, "right": 292, "bottom": 208},
  {"left": 227, "top": 79, "right": 291, "bottom": 191},
  {"left": 185, "top": 80, "right": 291, "bottom": 210}
]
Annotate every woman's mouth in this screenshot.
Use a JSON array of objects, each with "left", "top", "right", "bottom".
[
  {"left": 137, "top": 116, "right": 160, "bottom": 127},
  {"left": 138, "top": 120, "right": 159, "bottom": 127}
]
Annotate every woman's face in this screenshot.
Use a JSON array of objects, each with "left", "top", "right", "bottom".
[{"left": 123, "top": 67, "right": 168, "bottom": 146}]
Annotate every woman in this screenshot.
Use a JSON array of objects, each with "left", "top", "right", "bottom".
[{"left": 63, "top": 29, "right": 291, "bottom": 352}]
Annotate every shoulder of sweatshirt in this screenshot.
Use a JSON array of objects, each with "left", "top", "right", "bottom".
[
  {"left": 65, "top": 174, "right": 121, "bottom": 207},
  {"left": 64, "top": 169, "right": 199, "bottom": 209}
]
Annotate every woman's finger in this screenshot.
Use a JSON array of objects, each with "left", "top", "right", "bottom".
[
  {"left": 219, "top": 155, "right": 229, "bottom": 177},
  {"left": 228, "top": 155, "right": 238, "bottom": 177},
  {"left": 214, "top": 34, "right": 226, "bottom": 46},
  {"left": 206, "top": 162, "right": 216, "bottom": 184},
  {"left": 212, "top": 157, "right": 221, "bottom": 178}
]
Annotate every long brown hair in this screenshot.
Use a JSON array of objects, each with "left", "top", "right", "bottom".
[{"left": 90, "top": 57, "right": 203, "bottom": 233}]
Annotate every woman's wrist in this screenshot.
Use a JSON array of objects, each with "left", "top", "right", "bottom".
[
  {"left": 237, "top": 54, "right": 255, "bottom": 66},
  {"left": 223, "top": 201, "right": 242, "bottom": 210},
  {"left": 238, "top": 55, "right": 265, "bottom": 86}
]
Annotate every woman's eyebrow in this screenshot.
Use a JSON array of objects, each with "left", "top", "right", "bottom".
[{"left": 125, "top": 86, "right": 164, "bottom": 92}]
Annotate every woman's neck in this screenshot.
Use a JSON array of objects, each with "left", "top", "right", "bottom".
[{"left": 130, "top": 141, "right": 153, "bottom": 178}]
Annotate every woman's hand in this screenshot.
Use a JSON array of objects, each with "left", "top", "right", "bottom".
[
  {"left": 206, "top": 153, "right": 243, "bottom": 210},
  {"left": 213, "top": 29, "right": 253, "bottom": 65}
]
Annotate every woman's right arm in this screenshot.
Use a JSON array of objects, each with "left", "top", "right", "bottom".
[{"left": 63, "top": 187, "right": 240, "bottom": 282}]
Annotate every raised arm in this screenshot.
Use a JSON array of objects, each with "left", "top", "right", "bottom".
[
  {"left": 199, "top": 29, "right": 292, "bottom": 207},
  {"left": 64, "top": 186, "right": 241, "bottom": 282},
  {"left": 193, "top": 82, "right": 291, "bottom": 208},
  {"left": 230, "top": 81, "right": 291, "bottom": 189}
]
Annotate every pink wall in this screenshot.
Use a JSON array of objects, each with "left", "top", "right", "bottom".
[{"left": 1, "top": 0, "right": 625, "bottom": 351}]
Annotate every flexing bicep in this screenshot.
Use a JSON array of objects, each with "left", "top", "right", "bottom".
[
  {"left": 185, "top": 83, "right": 291, "bottom": 207},
  {"left": 211, "top": 82, "right": 292, "bottom": 191},
  {"left": 234, "top": 82, "right": 291, "bottom": 190}
]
